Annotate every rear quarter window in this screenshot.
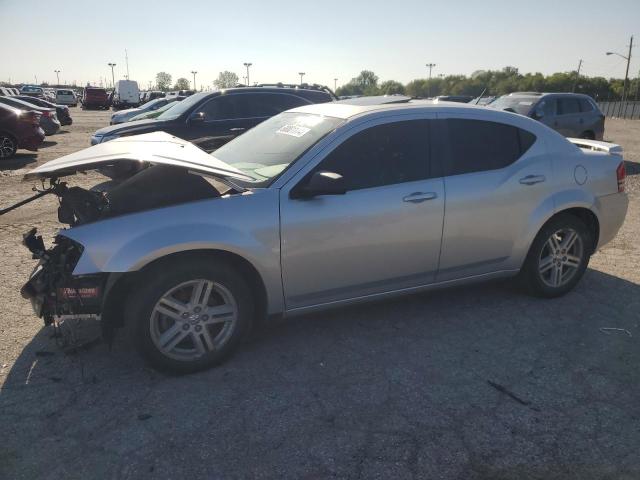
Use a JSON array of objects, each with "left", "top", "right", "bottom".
[
  {"left": 579, "top": 98, "right": 594, "bottom": 112},
  {"left": 441, "top": 119, "right": 536, "bottom": 176}
]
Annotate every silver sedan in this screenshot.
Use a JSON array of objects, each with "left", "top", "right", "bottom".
[{"left": 21, "top": 101, "right": 628, "bottom": 373}]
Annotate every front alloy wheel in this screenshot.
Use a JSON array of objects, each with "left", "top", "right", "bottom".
[
  {"left": 128, "top": 259, "right": 254, "bottom": 373},
  {"left": 150, "top": 279, "right": 238, "bottom": 361}
]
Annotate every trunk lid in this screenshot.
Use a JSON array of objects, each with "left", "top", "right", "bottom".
[{"left": 25, "top": 131, "right": 253, "bottom": 181}]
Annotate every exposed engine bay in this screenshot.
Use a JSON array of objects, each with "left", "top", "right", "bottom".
[{"left": 7, "top": 164, "right": 229, "bottom": 328}]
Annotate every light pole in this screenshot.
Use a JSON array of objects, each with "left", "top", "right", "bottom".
[
  {"left": 607, "top": 35, "right": 633, "bottom": 107},
  {"left": 243, "top": 63, "right": 252, "bottom": 86},
  {"left": 425, "top": 63, "right": 436, "bottom": 97},
  {"left": 334, "top": 78, "right": 338, "bottom": 91},
  {"left": 299, "top": 72, "right": 305, "bottom": 85},
  {"left": 572, "top": 59, "right": 583, "bottom": 92},
  {"left": 54, "top": 69, "right": 60, "bottom": 86},
  {"left": 108, "top": 63, "right": 116, "bottom": 88},
  {"left": 191, "top": 71, "right": 198, "bottom": 90}
]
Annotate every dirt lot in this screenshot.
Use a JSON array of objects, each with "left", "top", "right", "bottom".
[{"left": 1, "top": 111, "right": 639, "bottom": 480}]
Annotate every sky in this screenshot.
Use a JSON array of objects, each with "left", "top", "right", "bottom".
[{"left": 0, "top": 0, "right": 638, "bottom": 90}]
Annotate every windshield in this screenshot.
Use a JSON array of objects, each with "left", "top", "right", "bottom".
[
  {"left": 157, "top": 92, "right": 208, "bottom": 120},
  {"left": 211, "top": 112, "right": 344, "bottom": 187},
  {"left": 488, "top": 96, "right": 537, "bottom": 115},
  {"left": 132, "top": 101, "right": 177, "bottom": 120}
]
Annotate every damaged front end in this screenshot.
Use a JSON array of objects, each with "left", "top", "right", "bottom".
[{"left": 20, "top": 229, "right": 105, "bottom": 326}]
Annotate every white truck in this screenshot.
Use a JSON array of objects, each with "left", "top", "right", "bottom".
[{"left": 113, "top": 80, "right": 140, "bottom": 109}]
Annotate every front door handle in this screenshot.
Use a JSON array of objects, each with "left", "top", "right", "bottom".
[
  {"left": 519, "top": 175, "right": 546, "bottom": 185},
  {"left": 229, "top": 127, "right": 246, "bottom": 133},
  {"left": 403, "top": 192, "right": 437, "bottom": 203}
]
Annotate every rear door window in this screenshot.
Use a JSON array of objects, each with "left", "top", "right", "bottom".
[
  {"left": 234, "top": 93, "right": 309, "bottom": 118},
  {"left": 558, "top": 97, "right": 581, "bottom": 115},
  {"left": 440, "top": 119, "right": 536, "bottom": 176}
]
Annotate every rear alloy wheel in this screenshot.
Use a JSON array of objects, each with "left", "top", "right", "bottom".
[
  {"left": 0, "top": 135, "right": 17, "bottom": 159},
  {"left": 127, "top": 259, "right": 254, "bottom": 373},
  {"left": 521, "top": 215, "right": 591, "bottom": 297}
]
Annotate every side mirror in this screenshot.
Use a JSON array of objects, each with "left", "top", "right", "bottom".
[
  {"left": 189, "top": 111, "right": 205, "bottom": 123},
  {"left": 291, "top": 171, "right": 346, "bottom": 199},
  {"left": 532, "top": 108, "right": 545, "bottom": 120}
]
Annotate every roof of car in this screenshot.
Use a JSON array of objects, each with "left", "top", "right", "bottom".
[{"left": 289, "top": 99, "right": 487, "bottom": 120}]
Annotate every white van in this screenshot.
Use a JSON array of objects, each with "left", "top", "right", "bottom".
[
  {"left": 113, "top": 80, "right": 140, "bottom": 109},
  {"left": 56, "top": 89, "right": 78, "bottom": 107}
]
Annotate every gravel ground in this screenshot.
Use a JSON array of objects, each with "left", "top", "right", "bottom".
[{"left": 1, "top": 112, "right": 639, "bottom": 480}]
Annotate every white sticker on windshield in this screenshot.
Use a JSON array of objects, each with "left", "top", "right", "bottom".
[
  {"left": 276, "top": 124, "right": 311, "bottom": 137},
  {"left": 519, "top": 101, "right": 533, "bottom": 105}
]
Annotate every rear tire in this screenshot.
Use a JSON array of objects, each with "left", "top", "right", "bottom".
[
  {"left": 126, "top": 258, "right": 254, "bottom": 374},
  {"left": 520, "top": 215, "right": 591, "bottom": 298},
  {"left": 0, "top": 133, "right": 17, "bottom": 159}
]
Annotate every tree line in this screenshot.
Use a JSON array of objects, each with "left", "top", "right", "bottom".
[{"left": 336, "top": 68, "right": 640, "bottom": 101}]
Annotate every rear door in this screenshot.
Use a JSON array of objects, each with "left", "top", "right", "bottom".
[
  {"left": 555, "top": 97, "right": 582, "bottom": 137},
  {"left": 435, "top": 115, "right": 551, "bottom": 281},
  {"left": 280, "top": 116, "right": 445, "bottom": 309}
]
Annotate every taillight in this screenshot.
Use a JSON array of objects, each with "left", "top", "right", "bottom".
[
  {"left": 20, "top": 111, "right": 41, "bottom": 125},
  {"left": 616, "top": 162, "right": 626, "bottom": 192},
  {"left": 41, "top": 110, "right": 51, "bottom": 118}
]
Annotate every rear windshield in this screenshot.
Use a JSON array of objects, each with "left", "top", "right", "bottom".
[
  {"left": 488, "top": 96, "right": 538, "bottom": 115},
  {"left": 86, "top": 88, "right": 106, "bottom": 94},
  {"left": 212, "top": 112, "right": 344, "bottom": 186}
]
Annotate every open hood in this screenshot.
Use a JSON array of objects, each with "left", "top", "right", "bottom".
[{"left": 25, "top": 131, "right": 254, "bottom": 182}]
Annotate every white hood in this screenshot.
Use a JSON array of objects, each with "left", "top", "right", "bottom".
[{"left": 25, "top": 132, "right": 254, "bottom": 181}]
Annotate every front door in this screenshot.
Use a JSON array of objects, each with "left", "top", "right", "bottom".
[{"left": 280, "top": 118, "right": 445, "bottom": 310}]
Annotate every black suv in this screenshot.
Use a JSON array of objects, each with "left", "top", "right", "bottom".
[{"left": 91, "top": 84, "right": 336, "bottom": 151}]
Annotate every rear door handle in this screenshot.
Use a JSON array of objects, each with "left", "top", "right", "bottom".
[
  {"left": 403, "top": 192, "right": 437, "bottom": 203},
  {"left": 229, "top": 127, "right": 246, "bottom": 133},
  {"left": 519, "top": 175, "right": 546, "bottom": 185}
]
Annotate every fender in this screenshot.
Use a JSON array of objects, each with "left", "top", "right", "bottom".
[{"left": 60, "top": 189, "right": 284, "bottom": 314}]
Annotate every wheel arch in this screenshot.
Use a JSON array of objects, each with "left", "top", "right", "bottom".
[{"left": 101, "top": 249, "right": 269, "bottom": 333}]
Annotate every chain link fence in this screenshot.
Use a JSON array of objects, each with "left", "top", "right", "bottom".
[{"left": 598, "top": 101, "right": 640, "bottom": 120}]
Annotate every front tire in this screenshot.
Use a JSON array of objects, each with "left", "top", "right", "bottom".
[
  {"left": 521, "top": 215, "right": 591, "bottom": 298},
  {"left": 126, "top": 258, "right": 254, "bottom": 373}
]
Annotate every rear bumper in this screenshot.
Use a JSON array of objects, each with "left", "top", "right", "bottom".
[{"left": 595, "top": 192, "right": 628, "bottom": 249}]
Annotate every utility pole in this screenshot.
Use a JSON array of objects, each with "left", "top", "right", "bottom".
[
  {"left": 425, "top": 63, "right": 436, "bottom": 97},
  {"left": 243, "top": 62, "right": 252, "bottom": 86},
  {"left": 108, "top": 63, "right": 116, "bottom": 88},
  {"left": 623, "top": 36, "right": 633, "bottom": 104},
  {"left": 334, "top": 78, "right": 338, "bottom": 91},
  {"left": 54, "top": 69, "right": 60, "bottom": 86},
  {"left": 572, "top": 59, "right": 582, "bottom": 92},
  {"left": 34, "top": 75, "right": 38, "bottom": 85},
  {"left": 191, "top": 71, "right": 198, "bottom": 90},
  {"left": 125, "top": 49, "right": 130, "bottom": 80},
  {"left": 299, "top": 72, "right": 305, "bottom": 85}
]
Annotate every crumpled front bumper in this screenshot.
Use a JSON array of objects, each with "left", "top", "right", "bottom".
[{"left": 20, "top": 229, "right": 106, "bottom": 324}]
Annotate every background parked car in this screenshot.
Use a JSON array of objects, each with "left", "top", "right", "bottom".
[
  {"left": 0, "top": 103, "right": 45, "bottom": 158},
  {"left": 165, "top": 90, "right": 196, "bottom": 101},
  {"left": 489, "top": 92, "right": 604, "bottom": 140},
  {"left": 435, "top": 95, "right": 475, "bottom": 103},
  {"left": 82, "top": 87, "right": 110, "bottom": 110},
  {"left": 129, "top": 100, "right": 181, "bottom": 122},
  {"left": 14, "top": 95, "right": 73, "bottom": 126},
  {"left": 0, "top": 97, "right": 60, "bottom": 135},
  {"left": 19, "top": 85, "right": 46, "bottom": 99},
  {"left": 110, "top": 98, "right": 176, "bottom": 125},
  {"left": 112, "top": 80, "right": 140, "bottom": 110},
  {"left": 55, "top": 89, "right": 78, "bottom": 107},
  {"left": 91, "top": 85, "right": 336, "bottom": 150}
]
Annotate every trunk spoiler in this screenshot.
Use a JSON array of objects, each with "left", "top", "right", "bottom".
[{"left": 567, "top": 138, "right": 623, "bottom": 157}]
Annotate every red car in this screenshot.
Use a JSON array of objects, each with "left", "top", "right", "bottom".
[
  {"left": 81, "top": 87, "right": 110, "bottom": 110},
  {"left": 0, "top": 103, "right": 45, "bottom": 159}
]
